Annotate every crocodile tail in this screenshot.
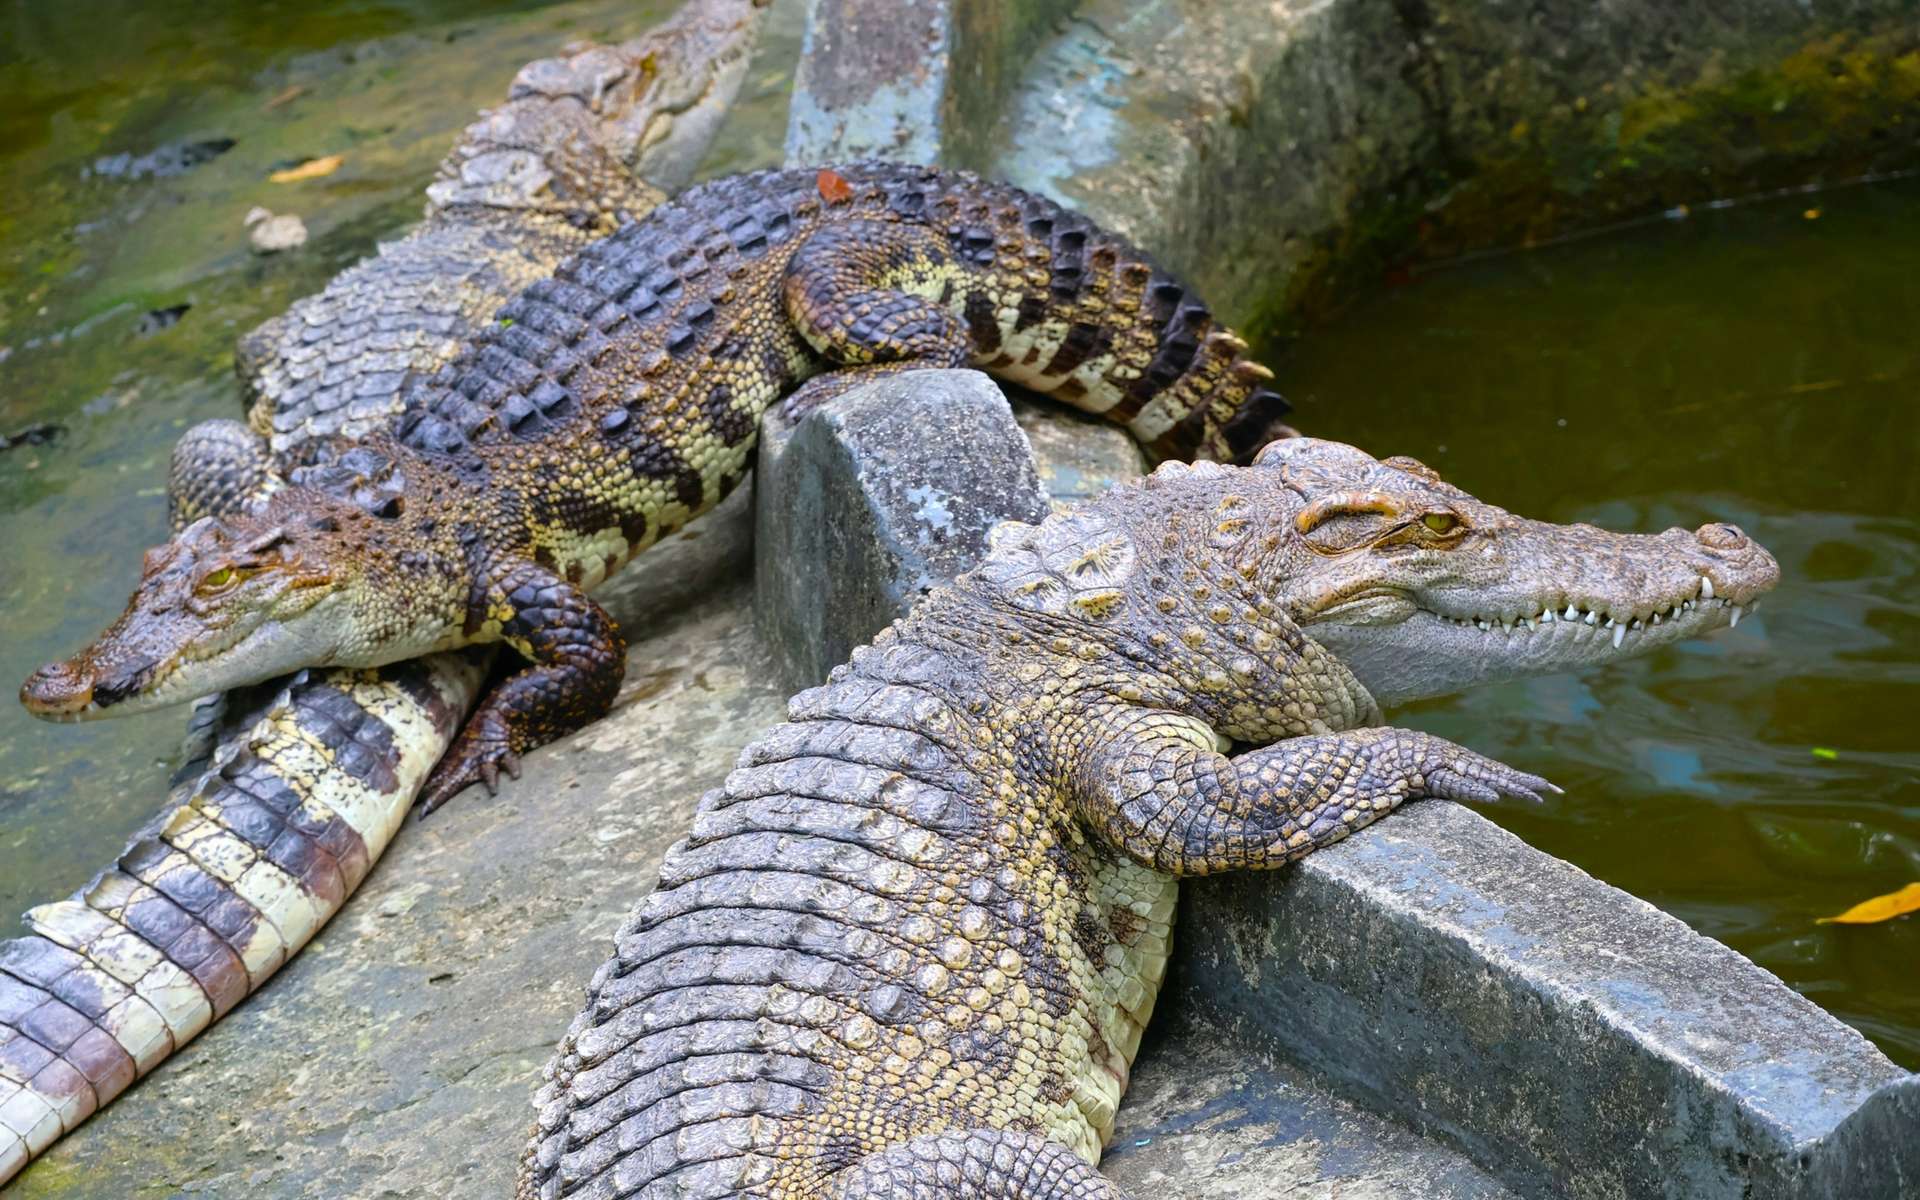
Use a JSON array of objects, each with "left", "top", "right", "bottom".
[
  {"left": 831, "top": 1129, "right": 1134, "bottom": 1200},
  {"left": 0, "top": 654, "right": 484, "bottom": 1186}
]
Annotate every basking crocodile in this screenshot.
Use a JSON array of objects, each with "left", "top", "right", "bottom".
[
  {"left": 23, "top": 163, "right": 1294, "bottom": 817},
  {"left": 0, "top": 1, "right": 766, "bottom": 1184},
  {"left": 518, "top": 436, "right": 1779, "bottom": 1199}
]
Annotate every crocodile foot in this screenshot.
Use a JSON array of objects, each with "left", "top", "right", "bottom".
[{"left": 417, "top": 716, "right": 523, "bottom": 816}]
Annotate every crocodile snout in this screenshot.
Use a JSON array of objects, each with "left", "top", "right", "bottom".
[
  {"left": 20, "top": 660, "right": 95, "bottom": 719},
  {"left": 1685, "top": 521, "right": 1780, "bottom": 605}
]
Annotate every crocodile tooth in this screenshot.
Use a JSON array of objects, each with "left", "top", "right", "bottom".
[
  {"left": 1651, "top": 611, "right": 1661, "bottom": 624},
  {"left": 1630, "top": 618, "right": 1643, "bottom": 631},
  {"left": 1476, "top": 619, "right": 1489, "bottom": 631},
  {"left": 1541, "top": 610, "right": 1554, "bottom": 624},
  {"left": 1612, "top": 622, "right": 1626, "bottom": 649},
  {"left": 1564, "top": 604, "right": 1578, "bottom": 620},
  {"left": 1583, "top": 611, "right": 1597, "bottom": 626},
  {"left": 1730, "top": 606, "right": 1741, "bottom": 628},
  {"left": 1700, "top": 576, "right": 1714, "bottom": 600}
]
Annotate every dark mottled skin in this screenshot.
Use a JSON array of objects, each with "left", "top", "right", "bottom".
[
  {"left": 29, "top": 164, "right": 1292, "bottom": 815},
  {"left": 519, "top": 439, "right": 1780, "bottom": 1199}
]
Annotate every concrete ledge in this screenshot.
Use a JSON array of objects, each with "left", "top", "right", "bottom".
[{"left": 1177, "top": 800, "right": 1916, "bottom": 1200}]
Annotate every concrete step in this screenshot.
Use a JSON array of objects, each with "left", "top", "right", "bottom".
[{"left": 1110, "top": 1010, "right": 1518, "bottom": 1199}]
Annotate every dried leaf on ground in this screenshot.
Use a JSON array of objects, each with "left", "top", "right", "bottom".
[{"left": 268, "top": 154, "right": 343, "bottom": 183}]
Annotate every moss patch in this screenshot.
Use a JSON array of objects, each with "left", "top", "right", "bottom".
[{"left": 1260, "top": 24, "right": 1920, "bottom": 341}]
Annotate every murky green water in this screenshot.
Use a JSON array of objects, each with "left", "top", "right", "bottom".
[
  {"left": 1268, "top": 180, "right": 1920, "bottom": 1068},
  {"left": 0, "top": 0, "right": 796, "bottom": 921}
]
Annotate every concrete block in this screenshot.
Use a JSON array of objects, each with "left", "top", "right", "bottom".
[
  {"left": 784, "top": 0, "right": 1077, "bottom": 169},
  {"left": 1176, "top": 800, "right": 1917, "bottom": 1200},
  {"left": 751, "top": 370, "right": 1050, "bottom": 692}
]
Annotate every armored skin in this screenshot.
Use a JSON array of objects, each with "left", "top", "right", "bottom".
[
  {"left": 519, "top": 438, "right": 1780, "bottom": 1200},
  {"left": 24, "top": 163, "right": 1293, "bottom": 814}
]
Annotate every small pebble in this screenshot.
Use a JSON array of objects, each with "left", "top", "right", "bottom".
[{"left": 245, "top": 206, "right": 307, "bottom": 253}]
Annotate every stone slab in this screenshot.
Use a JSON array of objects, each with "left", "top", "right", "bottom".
[
  {"left": 751, "top": 370, "right": 1050, "bottom": 692},
  {"left": 1178, "top": 800, "right": 1917, "bottom": 1200},
  {"left": 1108, "top": 1011, "right": 1517, "bottom": 1200}
]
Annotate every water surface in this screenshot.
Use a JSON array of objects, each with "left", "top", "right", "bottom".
[{"left": 1267, "top": 180, "right": 1920, "bottom": 1067}]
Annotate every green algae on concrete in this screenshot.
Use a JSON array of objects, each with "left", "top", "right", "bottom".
[{"left": 980, "top": 0, "right": 1920, "bottom": 344}]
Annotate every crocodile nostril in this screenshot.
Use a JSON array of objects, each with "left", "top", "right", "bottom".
[
  {"left": 19, "top": 661, "right": 95, "bottom": 716},
  {"left": 1695, "top": 523, "right": 1749, "bottom": 552}
]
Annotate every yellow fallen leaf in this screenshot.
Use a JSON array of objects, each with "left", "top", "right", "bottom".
[
  {"left": 268, "top": 154, "right": 343, "bottom": 183},
  {"left": 1817, "top": 882, "right": 1920, "bottom": 925}
]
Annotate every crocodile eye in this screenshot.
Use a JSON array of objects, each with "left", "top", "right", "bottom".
[
  {"left": 197, "top": 566, "right": 238, "bottom": 593},
  {"left": 1422, "top": 513, "right": 1459, "bottom": 534}
]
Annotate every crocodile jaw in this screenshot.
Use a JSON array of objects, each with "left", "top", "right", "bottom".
[
  {"left": 21, "top": 591, "right": 351, "bottom": 722},
  {"left": 1313, "top": 580, "right": 1769, "bottom": 708}
]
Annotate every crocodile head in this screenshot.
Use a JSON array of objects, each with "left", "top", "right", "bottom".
[
  {"left": 602, "top": 0, "right": 773, "bottom": 191},
  {"left": 1254, "top": 438, "right": 1780, "bottom": 707},
  {"left": 20, "top": 490, "right": 402, "bottom": 722},
  {"left": 430, "top": 0, "right": 769, "bottom": 219}
]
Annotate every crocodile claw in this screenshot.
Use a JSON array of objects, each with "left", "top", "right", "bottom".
[
  {"left": 1422, "top": 751, "right": 1560, "bottom": 806},
  {"left": 417, "top": 742, "right": 522, "bottom": 817}
]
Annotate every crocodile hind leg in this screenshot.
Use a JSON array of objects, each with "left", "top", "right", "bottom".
[
  {"left": 167, "top": 418, "right": 278, "bottom": 531},
  {"left": 833, "top": 1129, "right": 1131, "bottom": 1200},
  {"left": 780, "top": 217, "right": 972, "bottom": 419},
  {"left": 417, "top": 560, "right": 627, "bottom": 814},
  {"left": 1075, "top": 708, "right": 1556, "bottom": 875}
]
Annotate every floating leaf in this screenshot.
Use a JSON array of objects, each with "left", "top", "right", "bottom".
[
  {"left": 1810, "top": 747, "right": 1839, "bottom": 761},
  {"left": 268, "top": 154, "right": 343, "bottom": 183},
  {"left": 1817, "top": 882, "right": 1920, "bottom": 925}
]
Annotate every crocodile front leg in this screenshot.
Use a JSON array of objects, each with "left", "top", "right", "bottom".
[
  {"left": 418, "top": 560, "right": 626, "bottom": 814},
  {"left": 1075, "top": 707, "right": 1556, "bottom": 875}
]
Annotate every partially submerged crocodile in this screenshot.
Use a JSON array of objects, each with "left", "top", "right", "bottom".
[
  {"left": 0, "top": 1, "right": 767, "bottom": 1184},
  {"left": 24, "top": 162, "right": 1293, "bottom": 817},
  {"left": 519, "top": 436, "right": 1779, "bottom": 1199}
]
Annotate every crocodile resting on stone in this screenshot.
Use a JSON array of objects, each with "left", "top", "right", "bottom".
[
  {"left": 0, "top": 1, "right": 765, "bottom": 1184},
  {"left": 23, "top": 162, "right": 1294, "bottom": 819},
  {"left": 519, "top": 436, "right": 1779, "bottom": 1199}
]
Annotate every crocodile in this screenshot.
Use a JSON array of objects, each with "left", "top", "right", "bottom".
[
  {"left": 0, "top": 1, "right": 766, "bottom": 1184},
  {"left": 22, "top": 162, "right": 1295, "bottom": 817},
  {"left": 517, "top": 435, "right": 1780, "bottom": 1200},
  {"left": 170, "top": 0, "right": 773, "bottom": 529}
]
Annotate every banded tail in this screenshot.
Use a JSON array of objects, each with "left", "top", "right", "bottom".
[{"left": 0, "top": 654, "right": 484, "bottom": 1185}]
